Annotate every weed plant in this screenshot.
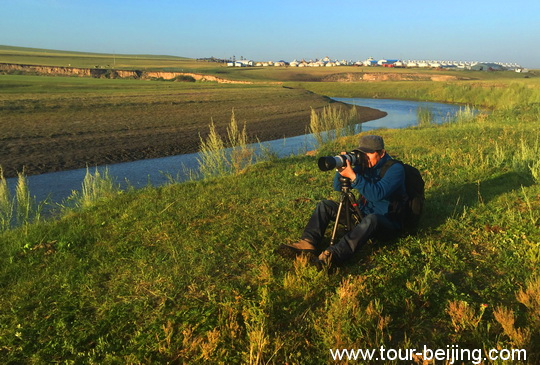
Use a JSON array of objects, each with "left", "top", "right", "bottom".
[
  {"left": 0, "top": 167, "right": 13, "bottom": 231},
  {"left": 452, "top": 104, "right": 477, "bottom": 124},
  {"left": 14, "top": 173, "right": 32, "bottom": 227},
  {"left": 309, "top": 104, "right": 359, "bottom": 146},
  {"left": 78, "top": 167, "right": 118, "bottom": 208},
  {"left": 416, "top": 106, "right": 434, "bottom": 127},
  {"left": 197, "top": 111, "right": 255, "bottom": 179},
  {"left": 0, "top": 168, "right": 43, "bottom": 232},
  {"left": 1, "top": 80, "right": 540, "bottom": 363}
]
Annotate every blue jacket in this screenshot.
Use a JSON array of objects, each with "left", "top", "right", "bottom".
[{"left": 333, "top": 153, "right": 406, "bottom": 218}]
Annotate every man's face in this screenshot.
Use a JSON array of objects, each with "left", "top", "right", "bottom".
[{"left": 365, "top": 150, "right": 385, "bottom": 168}]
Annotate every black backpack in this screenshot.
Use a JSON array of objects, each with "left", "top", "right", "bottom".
[{"left": 380, "top": 159, "right": 425, "bottom": 234}]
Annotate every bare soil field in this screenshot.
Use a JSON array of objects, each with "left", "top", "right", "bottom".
[{"left": 0, "top": 76, "right": 385, "bottom": 177}]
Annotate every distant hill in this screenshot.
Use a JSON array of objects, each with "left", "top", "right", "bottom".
[
  {"left": 0, "top": 44, "right": 197, "bottom": 70},
  {"left": 0, "top": 44, "right": 190, "bottom": 60}
]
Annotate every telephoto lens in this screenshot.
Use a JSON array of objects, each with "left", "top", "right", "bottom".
[
  {"left": 318, "top": 155, "right": 346, "bottom": 171},
  {"left": 317, "top": 150, "right": 366, "bottom": 171}
]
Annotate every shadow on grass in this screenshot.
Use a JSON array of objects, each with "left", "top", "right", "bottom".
[{"left": 423, "top": 171, "right": 535, "bottom": 230}]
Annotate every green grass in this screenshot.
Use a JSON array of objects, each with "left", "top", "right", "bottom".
[
  {"left": 1, "top": 78, "right": 539, "bottom": 363},
  {"left": 0, "top": 45, "right": 199, "bottom": 70}
]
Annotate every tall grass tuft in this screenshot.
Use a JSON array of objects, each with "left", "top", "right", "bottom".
[
  {"left": 78, "top": 167, "right": 117, "bottom": 208},
  {"left": 309, "top": 105, "right": 359, "bottom": 147},
  {"left": 453, "top": 105, "right": 477, "bottom": 124},
  {"left": 516, "top": 276, "right": 540, "bottom": 328},
  {"left": 492, "top": 141, "right": 507, "bottom": 168},
  {"left": 417, "top": 106, "right": 434, "bottom": 127},
  {"left": 226, "top": 110, "right": 253, "bottom": 173},
  {"left": 0, "top": 167, "right": 13, "bottom": 231},
  {"left": 493, "top": 306, "right": 531, "bottom": 348},
  {"left": 198, "top": 111, "right": 255, "bottom": 179},
  {"left": 447, "top": 300, "right": 486, "bottom": 334},
  {"left": 15, "top": 172, "right": 34, "bottom": 226},
  {"left": 314, "top": 276, "right": 392, "bottom": 349},
  {"left": 530, "top": 159, "right": 540, "bottom": 183},
  {"left": 198, "top": 119, "right": 228, "bottom": 178},
  {"left": 0, "top": 169, "right": 44, "bottom": 231},
  {"left": 512, "top": 135, "right": 540, "bottom": 177},
  {"left": 244, "top": 289, "right": 271, "bottom": 365}
]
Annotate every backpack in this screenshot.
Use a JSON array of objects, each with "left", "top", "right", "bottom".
[{"left": 380, "top": 159, "right": 425, "bottom": 234}]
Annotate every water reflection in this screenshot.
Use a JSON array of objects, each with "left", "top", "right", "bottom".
[{"left": 334, "top": 98, "right": 465, "bottom": 130}]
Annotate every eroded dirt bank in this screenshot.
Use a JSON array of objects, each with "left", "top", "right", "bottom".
[
  {"left": 1, "top": 63, "right": 473, "bottom": 83},
  {"left": 0, "top": 63, "right": 252, "bottom": 84},
  {"left": 322, "top": 72, "right": 471, "bottom": 82}
]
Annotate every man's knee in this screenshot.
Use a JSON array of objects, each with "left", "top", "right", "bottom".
[
  {"left": 361, "top": 214, "right": 380, "bottom": 228},
  {"left": 316, "top": 199, "right": 337, "bottom": 213},
  {"left": 363, "top": 214, "right": 400, "bottom": 241}
]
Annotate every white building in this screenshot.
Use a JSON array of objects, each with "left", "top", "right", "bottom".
[{"left": 227, "top": 60, "right": 254, "bottom": 67}]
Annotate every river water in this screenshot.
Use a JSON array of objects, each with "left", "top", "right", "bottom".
[{"left": 6, "top": 98, "right": 466, "bottom": 207}]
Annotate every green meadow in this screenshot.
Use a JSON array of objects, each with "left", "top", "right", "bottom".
[
  {"left": 1, "top": 47, "right": 540, "bottom": 363},
  {"left": 0, "top": 45, "right": 200, "bottom": 70}
]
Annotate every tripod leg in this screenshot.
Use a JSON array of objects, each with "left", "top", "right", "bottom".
[
  {"left": 346, "top": 192, "right": 363, "bottom": 224},
  {"left": 345, "top": 197, "right": 352, "bottom": 231},
  {"left": 330, "top": 196, "right": 348, "bottom": 245}
]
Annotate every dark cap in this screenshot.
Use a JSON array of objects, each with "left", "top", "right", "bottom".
[{"left": 358, "top": 135, "right": 384, "bottom": 153}]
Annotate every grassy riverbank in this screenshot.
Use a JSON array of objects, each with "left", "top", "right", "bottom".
[
  {"left": 297, "top": 77, "right": 540, "bottom": 109},
  {"left": 1, "top": 79, "right": 539, "bottom": 363}
]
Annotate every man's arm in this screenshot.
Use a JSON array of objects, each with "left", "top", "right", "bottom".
[{"left": 352, "top": 163, "right": 404, "bottom": 201}]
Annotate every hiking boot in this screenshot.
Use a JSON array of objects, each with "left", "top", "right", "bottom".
[
  {"left": 278, "top": 239, "right": 317, "bottom": 258},
  {"left": 310, "top": 249, "right": 334, "bottom": 271},
  {"left": 318, "top": 250, "right": 333, "bottom": 265}
]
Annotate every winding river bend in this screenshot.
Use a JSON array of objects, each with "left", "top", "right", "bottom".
[{"left": 6, "top": 98, "right": 468, "bottom": 207}]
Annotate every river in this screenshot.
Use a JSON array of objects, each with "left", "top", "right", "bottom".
[{"left": 5, "top": 98, "right": 467, "bottom": 208}]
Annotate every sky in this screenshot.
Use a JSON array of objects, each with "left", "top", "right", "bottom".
[{"left": 1, "top": 0, "right": 539, "bottom": 68}]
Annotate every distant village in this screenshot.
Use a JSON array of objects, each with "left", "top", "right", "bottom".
[{"left": 220, "top": 56, "right": 527, "bottom": 72}]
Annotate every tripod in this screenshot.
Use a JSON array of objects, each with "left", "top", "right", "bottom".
[{"left": 330, "top": 176, "right": 364, "bottom": 245}]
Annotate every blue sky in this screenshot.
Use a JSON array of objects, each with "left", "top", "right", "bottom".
[{"left": 1, "top": 0, "right": 539, "bottom": 67}]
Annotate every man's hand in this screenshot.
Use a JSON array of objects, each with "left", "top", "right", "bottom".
[{"left": 337, "top": 157, "right": 357, "bottom": 181}]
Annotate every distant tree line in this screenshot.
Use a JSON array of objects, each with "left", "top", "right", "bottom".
[{"left": 197, "top": 57, "right": 229, "bottom": 63}]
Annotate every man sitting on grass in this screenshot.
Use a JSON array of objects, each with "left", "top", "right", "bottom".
[{"left": 280, "top": 135, "right": 408, "bottom": 269}]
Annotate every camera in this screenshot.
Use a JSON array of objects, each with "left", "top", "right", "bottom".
[{"left": 317, "top": 149, "right": 368, "bottom": 171}]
